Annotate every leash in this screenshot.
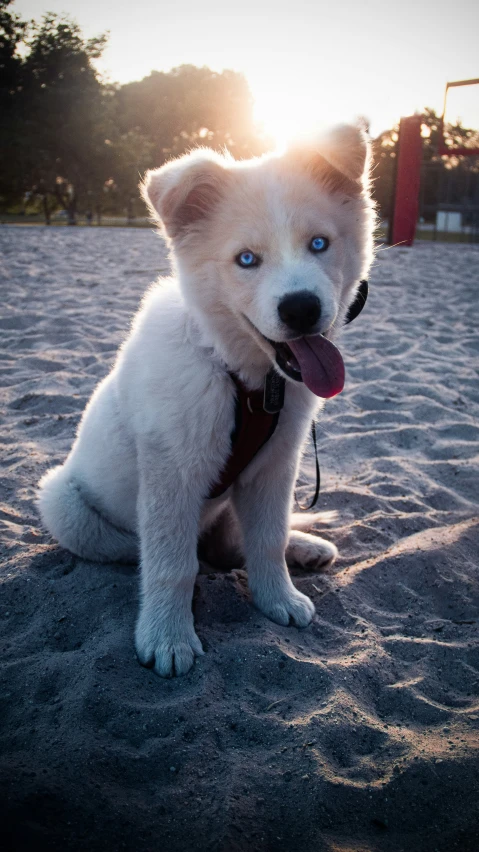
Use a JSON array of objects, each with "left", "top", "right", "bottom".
[
  {"left": 295, "top": 419, "right": 320, "bottom": 510},
  {"left": 295, "top": 280, "right": 369, "bottom": 510}
]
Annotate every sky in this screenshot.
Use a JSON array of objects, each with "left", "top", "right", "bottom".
[{"left": 15, "top": 0, "right": 479, "bottom": 143}]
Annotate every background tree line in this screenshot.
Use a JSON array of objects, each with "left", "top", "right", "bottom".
[
  {"left": 0, "top": 0, "right": 268, "bottom": 223},
  {"left": 1, "top": 0, "right": 477, "bottom": 224}
]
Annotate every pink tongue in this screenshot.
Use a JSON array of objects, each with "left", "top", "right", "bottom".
[{"left": 288, "top": 335, "right": 345, "bottom": 398}]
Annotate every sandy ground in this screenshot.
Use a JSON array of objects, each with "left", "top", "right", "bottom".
[{"left": 0, "top": 225, "right": 478, "bottom": 852}]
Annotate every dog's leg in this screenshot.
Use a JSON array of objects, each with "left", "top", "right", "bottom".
[
  {"left": 134, "top": 441, "right": 205, "bottom": 678},
  {"left": 233, "top": 463, "right": 315, "bottom": 627}
]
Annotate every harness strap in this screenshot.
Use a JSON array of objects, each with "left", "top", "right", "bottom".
[{"left": 208, "top": 373, "right": 280, "bottom": 499}]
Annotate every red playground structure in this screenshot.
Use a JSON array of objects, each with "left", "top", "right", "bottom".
[{"left": 389, "top": 78, "right": 479, "bottom": 247}]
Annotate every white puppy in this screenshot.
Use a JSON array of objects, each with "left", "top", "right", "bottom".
[{"left": 37, "top": 125, "right": 375, "bottom": 677}]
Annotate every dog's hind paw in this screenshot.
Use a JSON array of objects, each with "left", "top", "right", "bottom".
[
  {"left": 286, "top": 531, "right": 338, "bottom": 570},
  {"left": 135, "top": 610, "right": 204, "bottom": 677}
]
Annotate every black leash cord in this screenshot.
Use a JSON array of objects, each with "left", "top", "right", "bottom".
[
  {"left": 294, "top": 279, "right": 368, "bottom": 512},
  {"left": 296, "top": 419, "right": 320, "bottom": 511}
]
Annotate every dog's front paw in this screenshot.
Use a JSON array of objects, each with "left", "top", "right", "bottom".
[
  {"left": 135, "top": 609, "right": 204, "bottom": 677},
  {"left": 253, "top": 580, "right": 315, "bottom": 628}
]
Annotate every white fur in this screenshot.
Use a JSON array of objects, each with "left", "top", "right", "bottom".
[{"left": 38, "top": 126, "right": 375, "bottom": 677}]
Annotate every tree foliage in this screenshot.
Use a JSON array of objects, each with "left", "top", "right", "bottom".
[
  {"left": 0, "top": 6, "right": 114, "bottom": 218},
  {"left": 116, "top": 65, "right": 265, "bottom": 162},
  {"left": 0, "top": 3, "right": 267, "bottom": 221}
]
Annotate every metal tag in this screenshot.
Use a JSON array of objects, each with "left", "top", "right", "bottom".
[{"left": 263, "top": 368, "right": 285, "bottom": 413}]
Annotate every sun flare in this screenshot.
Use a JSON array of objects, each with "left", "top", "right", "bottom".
[{"left": 249, "top": 70, "right": 361, "bottom": 150}]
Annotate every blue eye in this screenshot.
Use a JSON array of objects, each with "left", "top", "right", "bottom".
[
  {"left": 309, "top": 236, "right": 329, "bottom": 253},
  {"left": 236, "top": 250, "right": 260, "bottom": 268}
]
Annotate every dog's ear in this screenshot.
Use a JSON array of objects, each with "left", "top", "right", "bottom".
[
  {"left": 141, "top": 150, "right": 230, "bottom": 239},
  {"left": 319, "top": 124, "right": 370, "bottom": 181},
  {"left": 288, "top": 124, "right": 370, "bottom": 196}
]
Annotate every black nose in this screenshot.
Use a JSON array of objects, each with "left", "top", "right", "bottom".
[{"left": 278, "top": 291, "right": 321, "bottom": 334}]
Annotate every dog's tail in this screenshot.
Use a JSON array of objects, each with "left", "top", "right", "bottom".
[
  {"left": 290, "top": 510, "right": 338, "bottom": 532},
  {"left": 37, "top": 465, "right": 137, "bottom": 563}
]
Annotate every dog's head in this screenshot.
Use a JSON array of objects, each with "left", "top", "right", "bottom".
[{"left": 142, "top": 126, "right": 375, "bottom": 397}]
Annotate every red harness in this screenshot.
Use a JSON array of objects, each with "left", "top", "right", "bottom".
[{"left": 209, "top": 373, "right": 280, "bottom": 499}]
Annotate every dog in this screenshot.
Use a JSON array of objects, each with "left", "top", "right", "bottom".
[{"left": 37, "top": 124, "right": 375, "bottom": 677}]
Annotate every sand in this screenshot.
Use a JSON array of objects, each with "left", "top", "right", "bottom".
[{"left": 0, "top": 225, "right": 478, "bottom": 852}]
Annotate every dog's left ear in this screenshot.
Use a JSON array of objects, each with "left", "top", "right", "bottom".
[
  {"left": 318, "top": 124, "right": 370, "bottom": 181},
  {"left": 289, "top": 124, "right": 370, "bottom": 195}
]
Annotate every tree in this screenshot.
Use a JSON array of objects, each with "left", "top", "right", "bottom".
[
  {"left": 19, "top": 14, "right": 111, "bottom": 222},
  {"left": 371, "top": 125, "right": 398, "bottom": 220},
  {"left": 0, "top": 0, "right": 30, "bottom": 205},
  {"left": 0, "top": 6, "right": 266, "bottom": 219},
  {"left": 0, "top": 0, "right": 27, "bottom": 108},
  {"left": 115, "top": 65, "right": 267, "bottom": 166},
  {"left": 0, "top": 10, "right": 113, "bottom": 221},
  {"left": 106, "top": 130, "right": 155, "bottom": 218}
]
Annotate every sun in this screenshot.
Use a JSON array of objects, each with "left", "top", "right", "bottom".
[{"left": 249, "top": 69, "right": 359, "bottom": 151}]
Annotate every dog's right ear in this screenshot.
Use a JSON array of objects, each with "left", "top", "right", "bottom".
[{"left": 141, "top": 149, "right": 230, "bottom": 240}]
